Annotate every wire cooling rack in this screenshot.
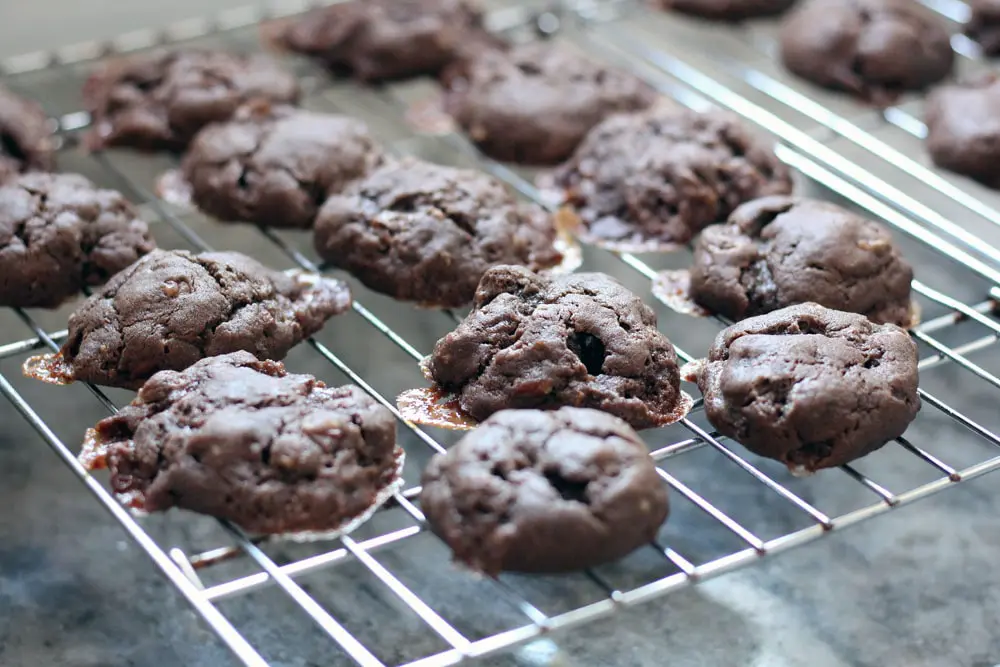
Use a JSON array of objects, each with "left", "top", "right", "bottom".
[{"left": 4, "top": 1, "right": 1000, "bottom": 665}]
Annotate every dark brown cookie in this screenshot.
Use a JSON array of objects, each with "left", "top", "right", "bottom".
[
  {"left": 83, "top": 352, "right": 402, "bottom": 535},
  {"left": 925, "top": 74, "right": 1000, "bottom": 188},
  {"left": 421, "top": 407, "right": 668, "bottom": 575},
  {"left": 182, "top": 103, "right": 385, "bottom": 228},
  {"left": 779, "top": 0, "right": 954, "bottom": 105},
  {"left": 443, "top": 43, "right": 657, "bottom": 165},
  {"left": 276, "top": 0, "right": 502, "bottom": 83},
  {"left": 425, "top": 265, "right": 683, "bottom": 429},
  {"left": 0, "top": 86, "right": 55, "bottom": 182},
  {"left": 552, "top": 106, "right": 792, "bottom": 248},
  {"left": 967, "top": 0, "right": 1000, "bottom": 54},
  {"left": 656, "top": 0, "right": 796, "bottom": 21},
  {"left": 689, "top": 196, "right": 913, "bottom": 325},
  {"left": 58, "top": 249, "right": 351, "bottom": 388},
  {"left": 314, "top": 158, "right": 563, "bottom": 308},
  {"left": 83, "top": 50, "right": 300, "bottom": 152},
  {"left": 0, "top": 173, "right": 155, "bottom": 309},
  {"left": 692, "top": 303, "right": 920, "bottom": 472}
]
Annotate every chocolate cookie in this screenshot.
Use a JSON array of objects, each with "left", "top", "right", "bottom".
[
  {"left": 83, "top": 50, "right": 300, "bottom": 152},
  {"left": 276, "top": 0, "right": 502, "bottom": 83},
  {"left": 689, "top": 196, "right": 913, "bottom": 325},
  {"left": 691, "top": 303, "right": 920, "bottom": 472},
  {"left": 425, "top": 265, "right": 684, "bottom": 429},
  {"left": 82, "top": 352, "right": 402, "bottom": 535},
  {"left": 552, "top": 106, "right": 792, "bottom": 248},
  {"left": 421, "top": 407, "right": 668, "bottom": 575},
  {"left": 967, "top": 0, "right": 1000, "bottom": 54},
  {"left": 925, "top": 74, "right": 1000, "bottom": 188},
  {"left": 443, "top": 43, "right": 657, "bottom": 165},
  {"left": 656, "top": 0, "right": 796, "bottom": 21},
  {"left": 182, "top": 103, "right": 384, "bottom": 228},
  {"left": 0, "top": 173, "right": 155, "bottom": 309},
  {"left": 779, "top": 0, "right": 954, "bottom": 105},
  {"left": 0, "top": 86, "right": 55, "bottom": 181},
  {"left": 314, "top": 159, "right": 563, "bottom": 308},
  {"left": 56, "top": 249, "right": 351, "bottom": 388}
]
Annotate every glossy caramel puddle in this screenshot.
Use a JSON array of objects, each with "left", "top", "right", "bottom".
[
  {"left": 22, "top": 352, "right": 74, "bottom": 386},
  {"left": 397, "top": 387, "right": 478, "bottom": 430}
]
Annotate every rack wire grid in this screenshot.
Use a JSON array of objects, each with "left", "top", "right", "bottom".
[{"left": 4, "top": 0, "right": 1000, "bottom": 665}]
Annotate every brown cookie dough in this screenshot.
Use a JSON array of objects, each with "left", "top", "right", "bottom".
[
  {"left": 421, "top": 407, "right": 669, "bottom": 575},
  {"left": 276, "top": 0, "right": 502, "bottom": 83},
  {"left": 692, "top": 303, "right": 920, "bottom": 472},
  {"left": 425, "top": 265, "right": 683, "bottom": 429},
  {"left": 925, "top": 74, "right": 1000, "bottom": 188},
  {"left": 58, "top": 249, "right": 351, "bottom": 388},
  {"left": 83, "top": 352, "right": 402, "bottom": 535},
  {"left": 656, "top": 0, "right": 796, "bottom": 21},
  {"left": 182, "top": 103, "right": 385, "bottom": 228},
  {"left": 83, "top": 50, "right": 300, "bottom": 152},
  {"left": 314, "top": 158, "right": 563, "bottom": 308},
  {"left": 779, "top": 0, "right": 954, "bottom": 105},
  {"left": 443, "top": 43, "right": 657, "bottom": 165},
  {"left": 552, "top": 106, "right": 792, "bottom": 248},
  {"left": 0, "top": 173, "right": 155, "bottom": 309},
  {"left": 689, "top": 196, "right": 913, "bottom": 325},
  {"left": 968, "top": 0, "right": 1000, "bottom": 54},
  {"left": 0, "top": 86, "right": 55, "bottom": 182}
]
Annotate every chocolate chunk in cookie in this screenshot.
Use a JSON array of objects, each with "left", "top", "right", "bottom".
[
  {"left": 81, "top": 352, "right": 403, "bottom": 536},
  {"left": 689, "top": 196, "right": 914, "bottom": 325},
  {"left": 443, "top": 43, "right": 657, "bottom": 165},
  {"left": 83, "top": 50, "right": 300, "bottom": 152},
  {"left": 425, "top": 265, "right": 685, "bottom": 429},
  {"left": 0, "top": 173, "right": 156, "bottom": 309},
  {"left": 967, "top": 0, "right": 1000, "bottom": 54},
  {"left": 779, "top": 0, "right": 954, "bottom": 105},
  {"left": 421, "top": 407, "right": 668, "bottom": 575},
  {"left": 182, "top": 103, "right": 384, "bottom": 228},
  {"left": 691, "top": 303, "right": 920, "bottom": 472},
  {"left": 276, "top": 0, "right": 503, "bottom": 83},
  {"left": 925, "top": 74, "right": 1000, "bottom": 188},
  {"left": 43, "top": 249, "right": 351, "bottom": 389},
  {"left": 552, "top": 106, "right": 792, "bottom": 249},
  {"left": 0, "top": 86, "right": 55, "bottom": 181},
  {"left": 655, "top": 0, "right": 796, "bottom": 21},
  {"left": 314, "top": 158, "right": 564, "bottom": 308}
]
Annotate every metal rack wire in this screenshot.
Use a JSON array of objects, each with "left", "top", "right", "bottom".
[{"left": 3, "top": 1, "right": 1000, "bottom": 665}]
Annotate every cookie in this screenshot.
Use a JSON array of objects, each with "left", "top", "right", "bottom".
[
  {"left": 967, "top": 0, "right": 1000, "bottom": 54},
  {"left": 421, "top": 407, "right": 668, "bottom": 575},
  {"left": 691, "top": 303, "right": 920, "bottom": 472},
  {"left": 425, "top": 265, "right": 684, "bottom": 429},
  {"left": 0, "top": 86, "right": 55, "bottom": 181},
  {"left": 314, "top": 158, "right": 564, "bottom": 308},
  {"left": 0, "top": 173, "right": 155, "bottom": 309},
  {"left": 276, "top": 0, "right": 502, "bottom": 83},
  {"left": 925, "top": 74, "right": 1000, "bottom": 188},
  {"left": 81, "top": 352, "right": 403, "bottom": 536},
  {"left": 689, "top": 196, "right": 913, "bottom": 325},
  {"left": 656, "top": 0, "right": 796, "bottom": 21},
  {"left": 182, "top": 103, "right": 385, "bottom": 228},
  {"left": 51, "top": 249, "right": 351, "bottom": 389},
  {"left": 552, "top": 106, "right": 792, "bottom": 249},
  {"left": 83, "top": 50, "right": 300, "bottom": 152},
  {"left": 779, "top": 0, "right": 954, "bottom": 105},
  {"left": 443, "top": 43, "right": 657, "bottom": 165}
]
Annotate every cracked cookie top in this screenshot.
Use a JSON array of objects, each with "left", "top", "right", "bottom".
[
  {"left": 314, "top": 158, "right": 564, "bottom": 308},
  {"left": 60, "top": 249, "right": 352, "bottom": 388},
  {"left": 443, "top": 42, "right": 657, "bottom": 165},
  {"left": 421, "top": 407, "right": 669, "bottom": 575},
  {"left": 655, "top": 0, "right": 797, "bottom": 22},
  {"left": 689, "top": 196, "right": 913, "bottom": 325},
  {"left": 692, "top": 302, "right": 920, "bottom": 472},
  {"left": 85, "top": 352, "right": 402, "bottom": 535},
  {"left": 182, "top": 103, "right": 385, "bottom": 228},
  {"left": 925, "top": 74, "right": 1000, "bottom": 188},
  {"left": 83, "top": 50, "right": 300, "bottom": 152},
  {"left": 425, "top": 265, "right": 682, "bottom": 429},
  {"left": 779, "top": 0, "right": 954, "bottom": 105},
  {"left": 552, "top": 106, "right": 792, "bottom": 248},
  {"left": 0, "top": 86, "right": 55, "bottom": 182},
  {"left": 0, "top": 172, "right": 156, "bottom": 308}
]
